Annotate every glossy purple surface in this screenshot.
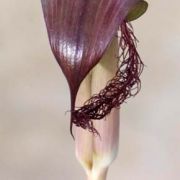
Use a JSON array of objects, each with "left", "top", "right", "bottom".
[{"left": 41, "top": 0, "right": 139, "bottom": 116}]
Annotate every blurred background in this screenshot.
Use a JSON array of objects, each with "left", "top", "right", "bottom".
[{"left": 0, "top": 0, "right": 179, "bottom": 180}]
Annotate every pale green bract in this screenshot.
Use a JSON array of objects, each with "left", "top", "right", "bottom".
[{"left": 126, "top": 0, "right": 148, "bottom": 22}]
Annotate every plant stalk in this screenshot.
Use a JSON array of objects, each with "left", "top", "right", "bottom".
[
  {"left": 87, "top": 168, "right": 108, "bottom": 180},
  {"left": 75, "top": 37, "right": 119, "bottom": 180}
]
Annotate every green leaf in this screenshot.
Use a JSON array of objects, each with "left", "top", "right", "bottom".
[{"left": 126, "top": 0, "right": 148, "bottom": 22}]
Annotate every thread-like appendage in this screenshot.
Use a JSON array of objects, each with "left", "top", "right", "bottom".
[{"left": 71, "top": 21, "right": 144, "bottom": 135}]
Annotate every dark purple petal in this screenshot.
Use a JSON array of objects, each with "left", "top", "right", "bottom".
[{"left": 41, "top": 0, "right": 141, "bottom": 136}]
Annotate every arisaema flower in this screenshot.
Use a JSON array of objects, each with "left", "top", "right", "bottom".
[{"left": 41, "top": 0, "right": 148, "bottom": 179}]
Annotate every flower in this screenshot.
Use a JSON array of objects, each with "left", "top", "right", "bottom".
[
  {"left": 41, "top": 1, "right": 148, "bottom": 179},
  {"left": 41, "top": 0, "right": 148, "bottom": 137}
]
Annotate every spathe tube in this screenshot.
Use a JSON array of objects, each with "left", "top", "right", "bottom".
[{"left": 41, "top": 0, "right": 141, "bottom": 136}]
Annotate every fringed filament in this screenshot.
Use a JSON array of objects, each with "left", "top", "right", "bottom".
[{"left": 71, "top": 21, "right": 144, "bottom": 135}]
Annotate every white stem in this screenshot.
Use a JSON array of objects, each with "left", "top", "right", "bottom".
[
  {"left": 74, "top": 37, "right": 119, "bottom": 180},
  {"left": 87, "top": 168, "right": 108, "bottom": 180},
  {"left": 75, "top": 73, "right": 93, "bottom": 175},
  {"left": 91, "top": 37, "right": 120, "bottom": 170}
]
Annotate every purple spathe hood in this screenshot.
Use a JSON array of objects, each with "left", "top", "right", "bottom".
[
  {"left": 41, "top": 0, "right": 140, "bottom": 133},
  {"left": 41, "top": 0, "right": 139, "bottom": 89}
]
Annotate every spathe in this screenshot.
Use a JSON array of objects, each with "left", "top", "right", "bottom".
[{"left": 41, "top": 0, "right": 141, "bottom": 135}]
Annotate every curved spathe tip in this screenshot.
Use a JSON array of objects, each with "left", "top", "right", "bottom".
[{"left": 41, "top": 0, "right": 143, "bottom": 136}]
